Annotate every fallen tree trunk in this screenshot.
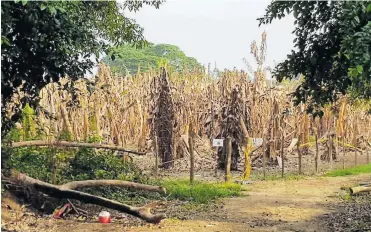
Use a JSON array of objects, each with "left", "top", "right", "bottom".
[
  {"left": 13, "top": 173, "right": 166, "bottom": 223},
  {"left": 60, "top": 180, "right": 166, "bottom": 194},
  {"left": 350, "top": 185, "right": 371, "bottom": 195},
  {"left": 10, "top": 140, "right": 145, "bottom": 155}
]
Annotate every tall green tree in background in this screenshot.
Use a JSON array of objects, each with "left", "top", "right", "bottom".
[
  {"left": 102, "top": 43, "right": 203, "bottom": 75},
  {"left": 258, "top": 1, "right": 371, "bottom": 114},
  {"left": 1, "top": 0, "right": 162, "bottom": 133}
]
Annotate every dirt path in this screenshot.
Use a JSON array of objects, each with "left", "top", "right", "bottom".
[
  {"left": 3, "top": 174, "right": 370, "bottom": 232},
  {"left": 132, "top": 174, "right": 371, "bottom": 232}
]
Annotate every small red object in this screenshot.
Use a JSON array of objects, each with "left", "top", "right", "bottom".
[
  {"left": 53, "top": 203, "right": 70, "bottom": 219},
  {"left": 98, "top": 211, "right": 111, "bottom": 223}
]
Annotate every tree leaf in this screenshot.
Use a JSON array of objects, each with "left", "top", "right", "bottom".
[
  {"left": 354, "top": 16, "right": 360, "bottom": 24},
  {"left": 356, "top": 65, "right": 363, "bottom": 74},
  {"left": 293, "top": 9, "right": 298, "bottom": 18},
  {"left": 40, "top": 4, "right": 47, "bottom": 11},
  {"left": 1, "top": 36, "right": 10, "bottom": 46},
  {"left": 21, "top": 0, "right": 27, "bottom": 6},
  {"left": 48, "top": 6, "right": 57, "bottom": 15}
]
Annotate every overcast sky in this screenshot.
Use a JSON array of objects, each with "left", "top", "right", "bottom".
[{"left": 93, "top": 0, "right": 296, "bottom": 76}]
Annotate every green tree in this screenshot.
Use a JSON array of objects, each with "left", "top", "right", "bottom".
[
  {"left": 258, "top": 1, "right": 371, "bottom": 114},
  {"left": 103, "top": 43, "right": 203, "bottom": 75},
  {"left": 1, "top": 0, "right": 162, "bottom": 133}
]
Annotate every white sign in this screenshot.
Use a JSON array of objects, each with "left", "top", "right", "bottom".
[
  {"left": 213, "top": 139, "right": 224, "bottom": 147},
  {"left": 252, "top": 138, "right": 263, "bottom": 147}
]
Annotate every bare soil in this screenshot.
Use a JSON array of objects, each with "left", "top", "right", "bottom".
[{"left": 2, "top": 173, "right": 370, "bottom": 232}]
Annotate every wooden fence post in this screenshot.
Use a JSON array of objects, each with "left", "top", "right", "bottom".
[
  {"left": 342, "top": 136, "right": 345, "bottom": 169},
  {"left": 225, "top": 137, "right": 232, "bottom": 182},
  {"left": 189, "top": 124, "right": 195, "bottom": 183},
  {"left": 281, "top": 131, "right": 285, "bottom": 178},
  {"left": 298, "top": 134, "right": 302, "bottom": 175},
  {"left": 315, "top": 134, "right": 319, "bottom": 173},
  {"left": 214, "top": 152, "right": 218, "bottom": 177},
  {"left": 335, "top": 135, "right": 339, "bottom": 160},
  {"left": 354, "top": 151, "right": 357, "bottom": 167},
  {"left": 154, "top": 135, "right": 159, "bottom": 177},
  {"left": 263, "top": 140, "right": 267, "bottom": 180},
  {"left": 328, "top": 134, "right": 333, "bottom": 170}
]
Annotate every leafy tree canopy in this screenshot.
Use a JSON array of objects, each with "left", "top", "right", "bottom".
[
  {"left": 102, "top": 43, "right": 203, "bottom": 75},
  {"left": 258, "top": 1, "right": 371, "bottom": 115},
  {"left": 1, "top": 0, "right": 162, "bottom": 133}
]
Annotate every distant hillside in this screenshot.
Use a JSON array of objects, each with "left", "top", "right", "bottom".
[{"left": 102, "top": 43, "right": 203, "bottom": 75}]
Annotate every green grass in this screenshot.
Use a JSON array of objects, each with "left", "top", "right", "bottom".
[
  {"left": 325, "top": 164, "right": 371, "bottom": 177},
  {"left": 161, "top": 179, "right": 243, "bottom": 204}
]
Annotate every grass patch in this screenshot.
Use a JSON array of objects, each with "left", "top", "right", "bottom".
[
  {"left": 161, "top": 179, "right": 242, "bottom": 204},
  {"left": 325, "top": 164, "right": 371, "bottom": 177}
]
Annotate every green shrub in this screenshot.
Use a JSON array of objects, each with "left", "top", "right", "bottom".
[
  {"left": 6, "top": 143, "right": 153, "bottom": 202},
  {"left": 6, "top": 147, "right": 56, "bottom": 182},
  {"left": 63, "top": 147, "right": 146, "bottom": 183}
]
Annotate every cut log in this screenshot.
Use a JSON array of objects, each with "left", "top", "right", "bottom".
[
  {"left": 350, "top": 185, "right": 371, "bottom": 195},
  {"left": 13, "top": 173, "right": 166, "bottom": 223},
  {"left": 10, "top": 140, "right": 145, "bottom": 155}
]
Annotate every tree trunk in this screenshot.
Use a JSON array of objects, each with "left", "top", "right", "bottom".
[
  {"left": 12, "top": 173, "right": 166, "bottom": 223},
  {"left": 350, "top": 185, "right": 371, "bottom": 195}
]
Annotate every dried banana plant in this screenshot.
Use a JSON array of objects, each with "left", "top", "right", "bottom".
[
  {"left": 217, "top": 82, "right": 249, "bottom": 170},
  {"left": 6, "top": 52, "right": 371, "bottom": 174},
  {"left": 150, "top": 67, "right": 175, "bottom": 169}
]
